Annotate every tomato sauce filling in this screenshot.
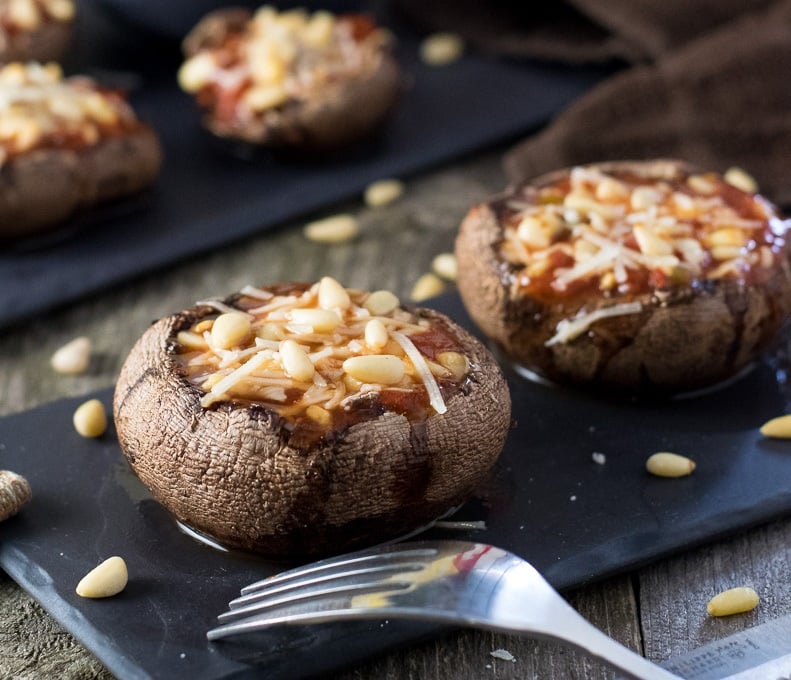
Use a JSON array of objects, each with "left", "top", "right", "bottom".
[
  {"left": 496, "top": 166, "right": 788, "bottom": 306},
  {"left": 172, "top": 280, "right": 472, "bottom": 441}
]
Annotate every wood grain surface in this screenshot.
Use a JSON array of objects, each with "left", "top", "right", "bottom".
[{"left": 1, "top": 149, "right": 789, "bottom": 679}]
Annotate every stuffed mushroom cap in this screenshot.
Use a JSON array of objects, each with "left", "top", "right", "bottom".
[
  {"left": 113, "top": 279, "right": 511, "bottom": 556},
  {"left": 0, "top": 61, "right": 162, "bottom": 239},
  {"left": 0, "top": 0, "right": 75, "bottom": 64},
  {"left": 178, "top": 6, "right": 400, "bottom": 151},
  {"left": 455, "top": 160, "right": 791, "bottom": 395}
]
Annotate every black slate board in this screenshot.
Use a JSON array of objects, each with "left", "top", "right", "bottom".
[
  {"left": 0, "top": 1, "right": 609, "bottom": 330},
  {"left": 2, "top": 293, "right": 791, "bottom": 679}
]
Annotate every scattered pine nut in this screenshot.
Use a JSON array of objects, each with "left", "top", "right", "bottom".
[
  {"left": 706, "top": 587, "right": 759, "bottom": 617},
  {"left": 73, "top": 399, "right": 108, "bottom": 438},
  {"left": 431, "top": 253, "right": 458, "bottom": 281},
  {"left": 0, "top": 470, "right": 31, "bottom": 522},
  {"left": 51, "top": 336, "right": 92, "bottom": 374},
  {"left": 645, "top": 452, "right": 695, "bottom": 478},
  {"left": 76, "top": 556, "right": 128, "bottom": 598},
  {"left": 724, "top": 167, "right": 758, "bottom": 194},
  {"left": 420, "top": 32, "right": 464, "bottom": 66},
  {"left": 304, "top": 214, "right": 359, "bottom": 243},
  {"left": 592, "top": 452, "right": 606, "bottom": 465},
  {"left": 364, "top": 178, "right": 405, "bottom": 207},
  {"left": 410, "top": 273, "right": 444, "bottom": 301},
  {"left": 759, "top": 414, "right": 791, "bottom": 439}
]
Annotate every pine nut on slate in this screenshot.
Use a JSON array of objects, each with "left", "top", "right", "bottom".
[
  {"left": 420, "top": 32, "right": 464, "bottom": 66},
  {"left": 76, "top": 556, "right": 128, "bottom": 598},
  {"left": 706, "top": 587, "right": 759, "bottom": 617},
  {"left": 646, "top": 452, "right": 696, "bottom": 477},
  {"left": 759, "top": 414, "right": 791, "bottom": 438},
  {"left": 432, "top": 253, "right": 458, "bottom": 281},
  {"left": 73, "top": 399, "right": 108, "bottom": 438}
]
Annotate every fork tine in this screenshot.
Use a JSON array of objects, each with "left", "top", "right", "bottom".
[
  {"left": 240, "top": 547, "right": 438, "bottom": 596},
  {"left": 220, "top": 578, "right": 414, "bottom": 623},
  {"left": 229, "top": 562, "right": 424, "bottom": 610}
]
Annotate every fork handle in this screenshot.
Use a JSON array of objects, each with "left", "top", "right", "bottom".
[{"left": 501, "top": 601, "right": 681, "bottom": 680}]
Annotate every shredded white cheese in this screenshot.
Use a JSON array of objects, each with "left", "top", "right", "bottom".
[
  {"left": 390, "top": 330, "right": 447, "bottom": 415},
  {"left": 545, "top": 302, "right": 643, "bottom": 347}
]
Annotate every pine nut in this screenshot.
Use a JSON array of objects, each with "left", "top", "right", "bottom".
[
  {"left": 708, "top": 228, "right": 745, "bottom": 247},
  {"left": 431, "top": 253, "right": 458, "bottom": 281},
  {"left": 256, "top": 322, "right": 285, "bottom": 341},
  {"left": 711, "top": 245, "right": 743, "bottom": 261},
  {"left": 687, "top": 175, "right": 716, "bottom": 194},
  {"left": 177, "top": 331, "right": 207, "bottom": 351},
  {"left": 364, "top": 290, "right": 400, "bottom": 316},
  {"left": 595, "top": 177, "right": 629, "bottom": 202},
  {"left": 645, "top": 452, "right": 695, "bottom": 478},
  {"left": 410, "top": 273, "right": 444, "bottom": 301},
  {"left": 364, "top": 179, "right": 405, "bottom": 207},
  {"left": 0, "top": 470, "right": 31, "bottom": 522},
  {"left": 706, "top": 587, "right": 759, "bottom": 617},
  {"left": 47, "top": 0, "right": 75, "bottom": 21},
  {"left": 279, "top": 340, "right": 314, "bottom": 382},
  {"left": 760, "top": 414, "right": 791, "bottom": 438},
  {"left": 724, "top": 167, "right": 758, "bottom": 194},
  {"left": 633, "top": 226, "right": 673, "bottom": 256},
  {"left": 437, "top": 351, "right": 470, "bottom": 380},
  {"left": 211, "top": 312, "right": 251, "bottom": 349},
  {"left": 289, "top": 308, "right": 341, "bottom": 333},
  {"left": 365, "top": 319, "right": 389, "bottom": 348},
  {"left": 76, "top": 556, "right": 128, "bottom": 598},
  {"left": 420, "top": 32, "right": 464, "bottom": 66},
  {"left": 304, "top": 214, "right": 359, "bottom": 243},
  {"left": 318, "top": 276, "right": 351, "bottom": 310},
  {"left": 306, "top": 404, "right": 331, "bottom": 426},
  {"left": 73, "top": 399, "right": 108, "bottom": 438},
  {"left": 343, "top": 355, "right": 404, "bottom": 384},
  {"left": 630, "top": 186, "right": 662, "bottom": 210},
  {"left": 51, "top": 336, "right": 92, "bottom": 374}
]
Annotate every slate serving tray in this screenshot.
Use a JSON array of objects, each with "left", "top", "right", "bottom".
[
  {"left": 2, "top": 293, "right": 791, "bottom": 679},
  {"left": 0, "top": 0, "right": 610, "bottom": 330}
]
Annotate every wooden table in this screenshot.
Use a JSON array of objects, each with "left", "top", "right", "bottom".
[{"left": 1, "top": 148, "right": 790, "bottom": 679}]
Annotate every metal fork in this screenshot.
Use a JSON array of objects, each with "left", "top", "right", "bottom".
[{"left": 208, "top": 540, "right": 680, "bottom": 679}]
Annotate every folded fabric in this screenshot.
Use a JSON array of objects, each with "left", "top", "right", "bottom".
[
  {"left": 395, "top": 0, "right": 774, "bottom": 63},
  {"left": 504, "top": 0, "right": 791, "bottom": 205}
]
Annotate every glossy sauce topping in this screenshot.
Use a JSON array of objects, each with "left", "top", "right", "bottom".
[
  {"left": 173, "top": 279, "right": 472, "bottom": 434},
  {"left": 498, "top": 165, "right": 788, "bottom": 305},
  {"left": 178, "top": 6, "right": 389, "bottom": 125}
]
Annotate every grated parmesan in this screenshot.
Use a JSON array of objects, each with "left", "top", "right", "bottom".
[{"left": 546, "top": 301, "right": 643, "bottom": 346}]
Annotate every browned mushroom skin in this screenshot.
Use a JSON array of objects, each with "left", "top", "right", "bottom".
[
  {"left": 181, "top": 8, "right": 401, "bottom": 152},
  {"left": 0, "top": 16, "right": 72, "bottom": 64},
  {"left": 455, "top": 160, "right": 791, "bottom": 395},
  {"left": 0, "top": 129, "right": 162, "bottom": 239},
  {"left": 113, "top": 288, "right": 511, "bottom": 556}
]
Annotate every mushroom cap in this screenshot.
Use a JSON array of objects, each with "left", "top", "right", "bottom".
[
  {"left": 113, "top": 295, "right": 511, "bottom": 556},
  {"left": 455, "top": 159, "right": 791, "bottom": 395}
]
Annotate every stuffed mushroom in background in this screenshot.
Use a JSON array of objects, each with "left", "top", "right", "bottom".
[
  {"left": 0, "top": 62, "right": 162, "bottom": 239},
  {"left": 177, "top": 5, "right": 400, "bottom": 152},
  {"left": 114, "top": 278, "right": 511, "bottom": 556},
  {"left": 455, "top": 160, "right": 791, "bottom": 395},
  {"left": 0, "top": 0, "right": 75, "bottom": 64}
]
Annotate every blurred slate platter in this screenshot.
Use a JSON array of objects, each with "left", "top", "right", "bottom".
[
  {"left": 2, "top": 293, "right": 791, "bottom": 679},
  {"left": 0, "top": 0, "right": 610, "bottom": 329}
]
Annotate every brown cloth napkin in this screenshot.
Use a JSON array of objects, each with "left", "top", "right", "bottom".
[
  {"left": 503, "top": 0, "right": 791, "bottom": 206},
  {"left": 396, "top": 0, "right": 775, "bottom": 63}
]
